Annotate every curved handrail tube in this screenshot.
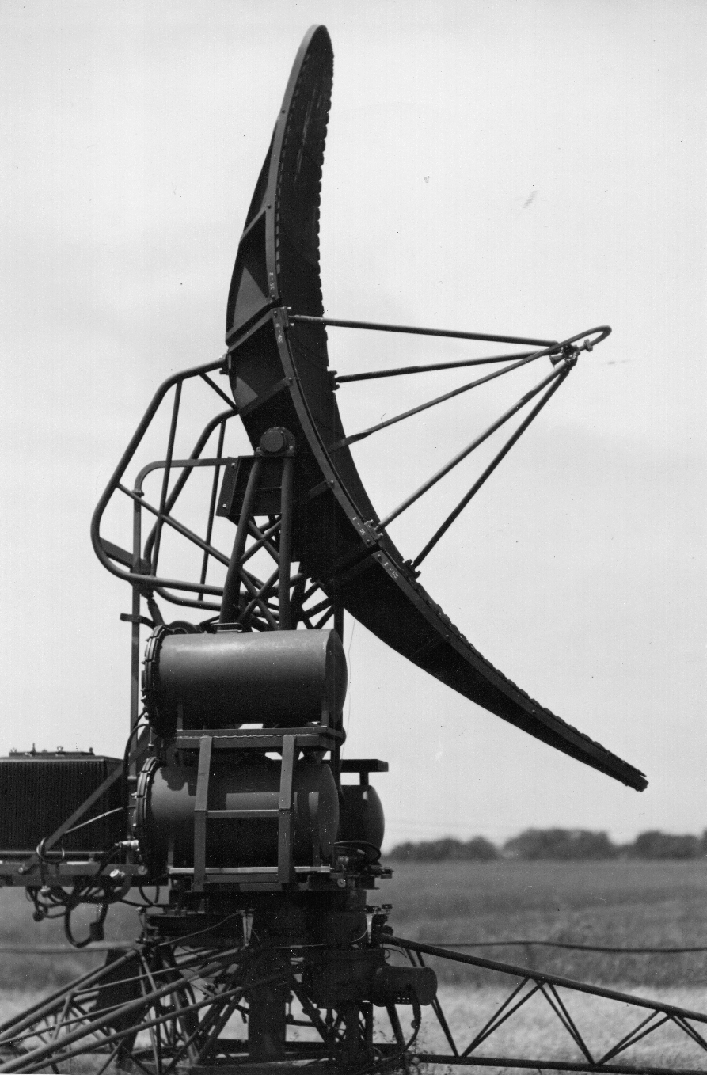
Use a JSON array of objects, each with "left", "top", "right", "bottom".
[
  {"left": 142, "top": 410, "right": 236, "bottom": 564},
  {"left": 90, "top": 356, "right": 229, "bottom": 587}
]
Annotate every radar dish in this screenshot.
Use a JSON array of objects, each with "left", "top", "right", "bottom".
[{"left": 225, "top": 26, "right": 645, "bottom": 792}]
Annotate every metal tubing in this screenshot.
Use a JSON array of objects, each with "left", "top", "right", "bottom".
[
  {"left": 417, "top": 940, "right": 707, "bottom": 953},
  {"left": 152, "top": 381, "right": 182, "bottom": 574},
  {"left": 301, "top": 595, "right": 333, "bottom": 618},
  {"left": 412, "top": 370, "right": 569, "bottom": 567},
  {"left": 233, "top": 569, "right": 279, "bottom": 630},
  {"left": 123, "top": 483, "right": 232, "bottom": 570},
  {"left": 240, "top": 566, "right": 280, "bottom": 626},
  {"left": 1, "top": 942, "right": 247, "bottom": 1045},
  {"left": 130, "top": 491, "right": 143, "bottom": 731},
  {"left": 193, "top": 736, "right": 213, "bottom": 890},
  {"left": 314, "top": 607, "right": 336, "bottom": 629},
  {"left": 143, "top": 410, "right": 235, "bottom": 563},
  {"left": 0, "top": 949, "right": 139, "bottom": 1042},
  {"left": 153, "top": 589, "right": 222, "bottom": 612},
  {"left": 91, "top": 356, "right": 227, "bottom": 580},
  {"left": 336, "top": 350, "right": 544, "bottom": 383},
  {"left": 241, "top": 518, "right": 283, "bottom": 565},
  {"left": 278, "top": 454, "right": 295, "bottom": 629},
  {"left": 219, "top": 457, "right": 263, "bottom": 623},
  {"left": 289, "top": 313, "right": 557, "bottom": 348},
  {"left": 0, "top": 946, "right": 135, "bottom": 955},
  {"left": 199, "top": 419, "right": 227, "bottom": 599},
  {"left": 129, "top": 463, "right": 147, "bottom": 750},
  {"left": 414, "top": 1055, "right": 707, "bottom": 1074},
  {"left": 334, "top": 604, "right": 344, "bottom": 642},
  {"left": 335, "top": 351, "right": 544, "bottom": 450},
  {"left": 182, "top": 993, "right": 241, "bottom": 1068},
  {"left": 7, "top": 987, "right": 146, "bottom": 1047},
  {"left": 380, "top": 365, "right": 566, "bottom": 529},
  {"left": 597, "top": 1014, "right": 671, "bottom": 1066},
  {"left": 277, "top": 735, "right": 296, "bottom": 883},
  {"left": 199, "top": 370, "right": 237, "bottom": 409},
  {"left": 0, "top": 972, "right": 274, "bottom": 1075},
  {"left": 386, "top": 938, "right": 707, "bottom": 1021},
  {"left": 461, "top": 980, "right": 541, "bottom": 1055},
  {"left": 543, "top": 981, "right": 594, "bottom": 1063}
]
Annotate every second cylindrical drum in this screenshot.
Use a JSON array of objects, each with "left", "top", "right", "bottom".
[{"left": 137, "top": 753, "right": 340, "bottom": 869}]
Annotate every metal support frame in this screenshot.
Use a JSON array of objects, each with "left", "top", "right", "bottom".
[
  {"left": 5, "top": 932, "right": 707, "bottom": 1075},
  {"left": 390, "top": 937, "right": 707, "bottom": 1075},
  {"left": 219, "top": 432, "right": 297, "bottom": 630},
  {"left": 0, "top": 934, "right": 400, "bottom": 1074},
  {"left": 188, "top": 732, "right": 300, "bottom": 893}
]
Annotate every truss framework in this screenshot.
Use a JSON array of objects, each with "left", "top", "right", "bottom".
[
  {"left": 394, "top": 937, "right": 707, "bottom": 1075},
  {"left": 3, "top": 935, "right": 707, "bottom": 1074}
]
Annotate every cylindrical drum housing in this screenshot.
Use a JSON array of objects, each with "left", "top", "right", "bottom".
[
  {"left": 143, "top": 628, "right": 347, "bottom": 736},
  {"left": 136, "top": 754, "right": 340, "bottom": 870},
  {"left": 339, "top": 784, "right": 385, "bottom": 851}
]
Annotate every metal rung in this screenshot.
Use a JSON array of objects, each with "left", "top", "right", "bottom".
[
  {"left": 206, "top": 809, "right": 279, "bottom": 820},
  {"left": 168, "top": 866, "right": 333, "bottom": 876},
  {"left": 340, "top": 759, "right": 389, "bottom": 773},
  {"left": 174, "top": 729, "right": 343, "bottom": 749}
]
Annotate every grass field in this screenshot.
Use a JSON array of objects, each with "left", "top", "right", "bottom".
[{"left": 382, "top": 859, "right": 707, "bottom": 985}]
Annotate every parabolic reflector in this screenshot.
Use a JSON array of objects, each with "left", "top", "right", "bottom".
[{"left": 225, "top": 26, "right": 646, "bottom": 792}]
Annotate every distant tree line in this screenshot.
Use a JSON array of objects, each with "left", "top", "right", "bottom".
[{"left": 388, "top": 828, "right": 707, "bottom": 862}]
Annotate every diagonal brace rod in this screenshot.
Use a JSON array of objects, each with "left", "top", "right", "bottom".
[
  {"left": 334, "top": 351, "right": 545, "bottom": 450},
  {"left": 462, "top": 981, "right": 542, "bottom": 1056},
  {"left": 289, "top": 313, "right": 557, "bottom": 348},
  {"left": 336, "top": 349, "right": 545, "bottom": 383},
  {"left": 380, "top": 363, "right": 568, "bottom": 529},
  {"left": 411, "top": 368, "right": 569, "bottom": 567},
  {"left": 541, "top": 983, "right": 594, "bottom": 1064}
]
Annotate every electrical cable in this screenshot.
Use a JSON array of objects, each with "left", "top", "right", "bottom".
[{"left": 412, "top": 939, "right": 707, "bottom": 954}]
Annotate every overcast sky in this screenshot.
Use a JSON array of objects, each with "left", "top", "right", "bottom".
[{"left": 1, "top": 1, "right": 706, "bottom": 849}]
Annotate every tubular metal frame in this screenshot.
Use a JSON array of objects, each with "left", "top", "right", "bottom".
[{"left": 390, "top": 937, "right": 707, "bottom": 1075}]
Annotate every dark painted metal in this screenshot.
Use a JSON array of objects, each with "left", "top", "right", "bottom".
[
  {"left": 411, "top": 366, "right": 571, "bottom": 567},
  {"left": 391, "top": 936, "right": 707, "bottom": 1018},
  {"left": 193, "top": 735, "right": 212, "bottom": 890},
  {"left": 278, "top": 454, "right": 295, "bottom": 629},
  {"left": 219, "top": 455, "right": 262, "bottom": 623},
  {"left": 379, "top": 362, "right": 567, "bottom": 528},
  {"left": 335, "top": 349, "right": 544, "bottom": 382},
  {"left": 224, "top": 28, "right": 644, "bottom": 790},
  {"left": 334, "top": 347, "right": 546, "bottom": 450},
  {"left": 91, "top": 355, "right": 227, "bottom": 583},
  {"left": 199, "top": 418, "right": 227, "bottom": 599},
  {"left": 143, "top": 409, "right": 236, "bottom": 566},
  {"left": 151, "top": 380, "right": 182, "bottom": 573},
  {"left": 289, "top": 313, "right": 558, "bottom": 349},
  {"left": 142, "top": 628, "right": 347, "bottom": 733},
  {"left": 415, "top": 1055, "right": 707, "bottom": 1073},
  {"left": 390, "top": 936, "right": 707, "bottom": 1074}
]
